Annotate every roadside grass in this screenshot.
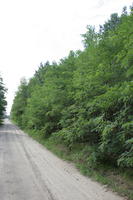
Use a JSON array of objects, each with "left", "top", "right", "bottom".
[{"left": 25, "top": 128, "right": 133, "bottom": 200}]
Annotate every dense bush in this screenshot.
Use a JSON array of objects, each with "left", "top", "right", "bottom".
[{"left": 11, "top": 7, "right": 133, "bottom": 168}]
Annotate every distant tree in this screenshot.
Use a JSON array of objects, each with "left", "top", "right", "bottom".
[
  {"left": 11, "top": 78, "right": 28, "bottom": 127},
  {"left": 0, "top": 75, "right": 7, "bottom": 124}
]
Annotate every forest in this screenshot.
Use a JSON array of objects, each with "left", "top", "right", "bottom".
[{"left": 11, "top": 6, "right": 133, "bottom": 170}]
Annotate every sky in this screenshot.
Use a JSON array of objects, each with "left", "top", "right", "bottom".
[{"left": 0, "top": 0, "right": 132, "bottom": 114}]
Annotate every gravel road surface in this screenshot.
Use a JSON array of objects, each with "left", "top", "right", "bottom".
[{"left": 0, "top": 119, "right": 125, "bottom": 200}]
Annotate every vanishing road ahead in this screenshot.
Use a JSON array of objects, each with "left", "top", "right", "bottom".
[{"left": 0, "top": 120, "right": 124, "bottom": 200}]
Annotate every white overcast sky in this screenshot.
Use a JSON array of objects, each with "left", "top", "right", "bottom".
[{"left": 0, "top": 0, "right": 132, "bottom": 114}]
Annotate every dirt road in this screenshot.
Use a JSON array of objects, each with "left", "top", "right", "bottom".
[{"left": 0, "top": 119, "right": 124, "bottom": 200}]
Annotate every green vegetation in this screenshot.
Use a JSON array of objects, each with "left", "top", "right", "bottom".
[
  {"left": 11, "top": 6, "right": 133, "bottom": 199},
  {"left": 24, "top": 129, "right": 133, "bottom": 200},
  {"left": 0, "top": 75, "right": 7, "bottom": 124}
]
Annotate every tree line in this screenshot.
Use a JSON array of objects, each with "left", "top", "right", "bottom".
[
  {"left": 0, "top": 75, "right": 7, "bottom": 124},
  {"left": 11, "top": 6, "right": 133, "bottom": 168}
]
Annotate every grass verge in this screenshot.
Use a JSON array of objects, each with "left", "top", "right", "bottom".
[{"left": 25, "top": 128, "right": 133, "bottom": 200}]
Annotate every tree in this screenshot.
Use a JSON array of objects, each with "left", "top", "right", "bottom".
[
  {"left": 0, "top": 75, "right": 7, "bottom": 123},
  {"left": 11, "top": 78, "right": 28, "bottom": 127},
  {"left": 11, "top": 7, "right": 133, "bottom": 167}
]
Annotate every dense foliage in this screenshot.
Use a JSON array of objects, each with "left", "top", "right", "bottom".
[
  {"left": 11, "top": 7, "right": 133, "bottom": 168},
  {"left": 0, "top": 75, "right": 7, "bottom": 124}
]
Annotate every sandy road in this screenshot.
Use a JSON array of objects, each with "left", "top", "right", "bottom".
[{"left": 0, "top": 119, "right": 125, "bottom": 200}]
